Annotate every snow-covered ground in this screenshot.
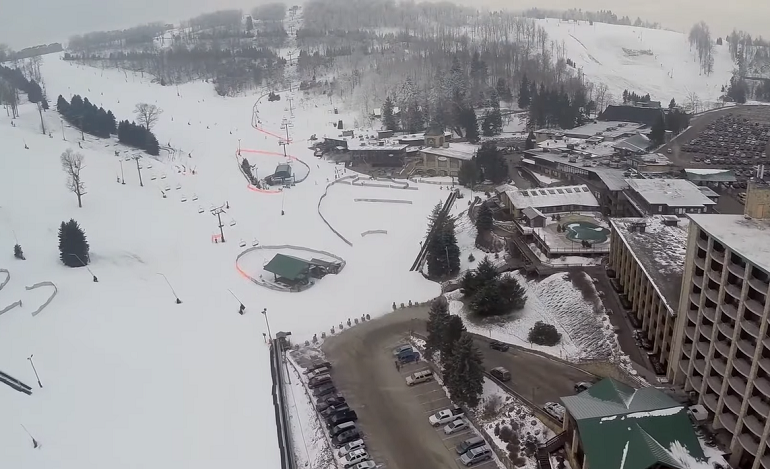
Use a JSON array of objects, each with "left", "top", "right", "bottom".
[
  {"left": 0, "top": 50, "right": 451, "bottom": 468},
  {"left": 536, "top": 18, "right": 734, "bottom": 108},
  {"left": 448, "top": 271, "right": 616, "bottom": 361}
]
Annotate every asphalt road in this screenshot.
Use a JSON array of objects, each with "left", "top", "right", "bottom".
[{"left": 322, "top": 305, "right": 593, "bottom": 469}]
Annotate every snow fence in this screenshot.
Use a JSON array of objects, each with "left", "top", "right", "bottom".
[
  {"left": 317, "top": 175, "right": 357, "bottom": 246},
  {"left": 353, "top": 198, "right": 412, "bottom": 204},
  {"left": 0, "top": 269, "right": 9, "bottom": 291},
  {"left": 236, "top": 245, "right": 346, "bottom": 293},
  {"left": 361, "top": 230, "right": 388, "bottom": 237},
  {"left": 25, "top": 281, "right": 58, "bottom": 317},
  {"left": 0, "top": 301, "right": 22, "bottom": 317}
]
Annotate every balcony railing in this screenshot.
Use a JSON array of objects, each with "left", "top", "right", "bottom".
[
  {"left": 724, "top": 394, "right": 742, "bottom": 414},
  {"left": 687, "top": 308, "right": 699, "bottom": 324},
  {"left": 761, "top": 358, "right": 770, "bottom": 375},
  {"left": 708, "top": 269, "right": 723, "bottom": 283},
  {"left": 712, "top": 250, "right": 725, "bottom": 263},
  {"left": 694, "top": 359, "right": 707, "bottom": 375},
  {"left": 686, "top": 326, "right": 697, "bottom": 340},
  {"left": 728, "top": 375, "right": 747, "bottom": 395},
  {"left": 750, "top": 277, "right": 769, "bottom": 296},
  {"left": 761, "top": 454, "right": 770, "bottom": 469},
  {"left": 744, "top": 414, "right": 766, "bottom": 437},
  {"left": 692, "top": 276, "right": 705, "bottom": 288},
  {"left": 746, "top": 298, "right": 765, "bottom": 315},
  {"left": 682, "top": 344, "right": 693, "bottom": 358},
  {"left": 718, "top": 322, "right": 735, "bottom": 338},
  {"left": 728, "top": 261, "right": 747, "bottom": 278},
  {"left": 707, "top": 375, "right": 723, "bottom": 393},
  {"left": 719, "top": 411, "right": 738, "bottom": 434},
  {"left": 697, "top": 238, "right": 709, "bottom": 251},
  {"left": 756, "top": 378, "right": 770, "bottom": 398},
  {"left": 734, "top": 358, "right": 752, "bottom": 377},
  {"left": 740, "top": 433, "right": 761, "bottom": 457},
  {"left": 749, "top": 396, "right": 770, "bottom": 418},
  {"left": 715, "top": 340, "right": 730, "bottom": 357},
  {"left": 699, "top": 323, "right": 714, "bottom": 339},
  {"left": 743, "top": 319, "right": 761, "bottom": 338},
  {"left": 705, "top": 288, "right": 719, "bottom": 303},
  {"left": 737, "top": 338, "right": 756, "bottom": 357},
  {"left": 722, "top": 302, "right": 739, "bottom": 321},
  {"left": 726, "top": 283, "right": 742, "bottom": 300},
  {"left": 712, "top": 358, "right": 728, "bottom": 376},
  {"left": 703, "top": 393, "right": 719, "bottom": 412},
  {"left": 695, "top": 256, "right": 706, "bottom": 270},
  {"left": 697, "top": 341, "right": 711, "bottom": 357}
]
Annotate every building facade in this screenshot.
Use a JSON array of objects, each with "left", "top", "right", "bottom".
[{"left": 668, "top": 207, "right": 770, "bottom": 469}]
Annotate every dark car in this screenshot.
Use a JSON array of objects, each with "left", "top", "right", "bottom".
[
  {"left": 316, "top": 396, "right": 346, "bottom": 412},
  {"left": 330, "top": 422, "right": 357, "bottom": 438},
  {"left": 313, "top": 384, "right": 337, "bottom": 397},
  {"left": 308, "top": 374, "right": 332, "bottom": 389},
  {"left": 332, "top": 429, "right": 361, "bottom": 448},
  {"left": 305, "top": 361, "right": 332, "bottom": 373},
  {"left": 489, "top": 340, "right": 509, "bottom": 352},
  {"left": 327, "top": 410, "right": 358, "bottom": 427},
  {"left": 321, "top": 404, "right": 350, "bottom": 418}
]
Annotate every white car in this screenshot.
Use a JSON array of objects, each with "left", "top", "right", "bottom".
[
  {"left": 353, "top": 461, "right": 377, "bottom": 469},
  {"left": 429, "top": 407, "right": 464, "bottom": 426},
  {"left": 443, "top": 418, "right": 468, "bottom": 435},
  {"left": 337, "top": 439, "right": 365, "bottom": 458},
  {"left": 543, "top": 402, "right": 565, "bottom": 422},
  {"left": 342, "top": 449, "right": 370, "bottom": 468}
]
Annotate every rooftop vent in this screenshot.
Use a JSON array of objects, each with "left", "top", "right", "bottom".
[{"left": 661, "top": 215, "right": 679, "bottom": 226}]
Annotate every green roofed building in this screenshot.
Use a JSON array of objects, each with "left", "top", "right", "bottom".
[
  {"left": 263, "top": 254, "right": 311, "bottom": 285},
  {"left": 560, "top": 378, "right": 706, "bottom": 469}
]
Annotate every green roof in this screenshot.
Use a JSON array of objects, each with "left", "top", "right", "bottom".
[
  {"left": 683, "top": 169, "right": 736, "bottom": 183},
  {"left": 263, "top": 254, "right": 310, "bottom": 281},
  {"left": 561, "top": 379, "right": 705, "bottom": 469}
]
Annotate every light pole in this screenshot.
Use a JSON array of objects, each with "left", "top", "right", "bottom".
[
  {"left": 27, "top": 355, "right": 42, "bottom": 388},
  {"left": 60, "top": 119, "right": 66, "bottom": 141},
  {"left": 228, "top": 289, "right": 245, "bottom": 315},
  {"left": 238, "top": 139, "right": 241, "bottom": 156},
  {"left": 66, "top": 253, "right": 98, "bottom": 282},
  {"left": 119, "top": 160, "right": 125, "bottom": 184},
  {"left": 262, "top": 308, "right": 272, "bottom": 339},
  {"left": 157, "top": 272, "right": 182, "bottom": 304}
]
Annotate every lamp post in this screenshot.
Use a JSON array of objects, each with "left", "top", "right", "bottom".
[
  {"left": 157, "top": 272, "right": 182, "bottom": 304},
  {"left": 262, "top": 308, "right": 272, "bottom": 339},
  {"left": 238, "top": 139, "right": 241, "bottom": 156},
  {"left": 66, "top": 253, "right": 98, "bottom": 282},
  {"left": 119, "top": 160, "right": 125, "bottom": 184},
  {"left": 27, "top": 355, "right": 42, "bottom": 388}
]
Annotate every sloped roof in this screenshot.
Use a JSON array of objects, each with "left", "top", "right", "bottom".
[
  {"left": 505, "top": 184, "right": 599, "bottom": 210},
  {"left": 683, "top": 168, "right": 736, "bottom": 183},
  {"left": 613, "top": 134, "right": 652, "bottom": 153},
  {"left": 521, "top": 206, "right": 545, "bottom": 220},
  {"left": 275, "top": 164, "right": 292, "bottom": 174},
  {"left": 561, "top": 379, "right": 705, "bottom": 469},
  {"left": 600, "top": 105, "right": 664, "bottom": 127},
  {"left": 263, "top": 254, "right": 310, "bottom": 281},
  {"left": 626, "top": 178, "right": 716, "bottom": 208}
]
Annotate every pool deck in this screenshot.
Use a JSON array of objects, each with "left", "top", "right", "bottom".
[{"left": 533, "top": 213, "right": 611, "bottom": 256}]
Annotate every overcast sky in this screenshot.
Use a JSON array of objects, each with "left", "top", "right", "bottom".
[{"left": 0, "top": 0, "right": 767, "bottom": 50}]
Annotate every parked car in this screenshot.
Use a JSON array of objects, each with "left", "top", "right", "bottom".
[
  {"left": 489, "top": 340, "right": 510, "bottom": 352},
  {"left": 332, "top": 429, "right": 361, "bottom": 448},
  {"left": 305, "top": 361, "right": 331, "bottom": 373},
  {"left": 429, "top": 407, "right": 465, "bottom": 426},
  {"left": 321, "top": 403, "right": 350, "bottom": 418},
  {"left": 406, "top": 369, "right": 433, "bottom": 386},
  {"left": 327, "top": 410, "right": 358, "bottom": 427},
  {"left": 308, "top": 374, "right": 332, "bottom": 388},
  {"left": 397, "top": 350, "right": 421, "bottom": 364},
  {"left": 460, "top": 445, "right": 492, "bottom": 466},
  {"left": 574, "top": 382, "right": 593, "bottom": 393},
  {"left": 316, "top": 396, "right": 346, "bottom": 412},
  {"left": 330, "top": 421, "right": 357, "bottom": 438},
  {"left": 392, "top": 344, "right": 413, "bottom": 356},
  {"left": 341, "top": 448, "right": 370, "bottom": 468},
  {"left": 352, "top": 461, "right": 376, "bottom": 469},
  {"left": 313, "top": 383, "right": 337, "bottom": 398},
  {"left": 455, "top": 436, "right": 486, "bottom": 455},
  {"left": 307, "top": 366, "right": 331, "bottom": 378},
  {"left": 543, "top": 402, "right": 565, "bottom": 422},
  {"left": 443, "top": 419, "right": 468, "bottom": 435},
  {"left": 490, "top": 367, "right": 511, "bottom": 382},
  {"left": 337, "top": 439, "right": 365, "bottom": 458}
]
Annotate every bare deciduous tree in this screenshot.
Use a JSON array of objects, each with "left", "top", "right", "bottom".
[
  {"left": 61, "top": 149, "right": 86, "bottom": 208},
  {"left": 134, "top": 103, "right": 163, "bottom": 131}
]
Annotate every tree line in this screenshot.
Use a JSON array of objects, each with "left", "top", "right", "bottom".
[
  {"left": 518, "top": 73, "right": 590, "bottom": 129},
  {"left": 0, "top": 63, "right": 48, "bottom": 117},
  {"left": 649, "top": 101, "right": 691, "bottom": 145},
  {"left": 689, "top": 22, "right": 715, "bottom": 76},
  {"left": 522, "top": 8, "right": 660, "bottom": 29},
  {"left": 458, "top": 142, "right": 509, "bottom": 186}
]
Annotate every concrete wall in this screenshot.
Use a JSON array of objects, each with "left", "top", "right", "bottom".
[{"left": 746, "top": 182, "right": 770, "bottom": 219}]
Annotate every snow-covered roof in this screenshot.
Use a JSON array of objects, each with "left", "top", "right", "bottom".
[
  {"left": 625, "top": 178, "right": 717, "bottom": 208},
  {"left": 522, "top": 206, "right": 545, "bottom": 219},
  {"left": 347, "top": 137, "right": 408, "bottom": 151},
  {"left": 688, "top": 214, "right": 770, "bottom": 274},
  {"left": 419, "top": 142, "right": 478, "bottom": 161},
  {"left": 505, "top": 184, "right": 599, "bottom": 210},
  {"left": 566, "top": 121, "right": 647, "bottom": 139},
  {"left": 683, "top": 168, "right": 736, "bottom": 183},
  {"left": 610, "top": 216, "right": 690, "bottom": 314},
  {"left": 522, "top": 158, "right": 535, "bottom": 164},
  {"left": 612, "top": 134, "right": 651, "bottom": 153}
]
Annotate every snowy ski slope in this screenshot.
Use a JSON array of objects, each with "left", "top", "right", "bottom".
[
  {"left": 537, "top": 18, "right": 735, "bottom": 108},
  {"left": 0, "top": 53, "right": 449, "bottom": 468}
]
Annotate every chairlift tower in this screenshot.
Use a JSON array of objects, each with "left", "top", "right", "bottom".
[{"left": 211, "top": 205, "right": 227, "bottom": 243}]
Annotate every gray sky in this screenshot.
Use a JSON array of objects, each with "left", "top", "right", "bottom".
[{"left": 0, "top": 0, "right": 767, "bottom": 50}]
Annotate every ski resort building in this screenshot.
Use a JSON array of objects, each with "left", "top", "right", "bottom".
[
  {"left": 417, "top": 142, "right": 478, "bottom": 177},
  {"left": 624, "top": 178, "right": 718, "bottom": 216},
  {"left": 599, "top": 104, "right": 665, "bottom": 127},
  {"left": 501, "top": 184, "right": 600, "bottom": 217}
]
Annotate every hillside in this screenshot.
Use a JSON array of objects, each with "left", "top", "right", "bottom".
[{"left": 536, "top": 18, "right": 735, "bottom": 109}]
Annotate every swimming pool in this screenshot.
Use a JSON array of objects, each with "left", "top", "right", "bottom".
[{"left": 564, "top": 222, "right": 610, "bottom": 243}]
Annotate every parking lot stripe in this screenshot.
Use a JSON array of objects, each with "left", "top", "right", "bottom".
[
  {"left": 441, "top": 429, "right": 471, "bottom": 441},
  {"left": 414, "top": 389, "right": 441, "bottom": 398}
]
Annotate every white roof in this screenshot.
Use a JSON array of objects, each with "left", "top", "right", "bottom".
[
  {"left": 420, "top": 142, "right": 479, "bottom": 161},
  {"left": 564, "top": 121, "right": 646, "bottom": 139},
  {"left": 522, "top": 158, "right": 535, "bottom": 164},
  {"left": 625, "top": 178, "right": 717, "bottom": 207},
  {"left": 347, "top": 137, "right": 407, "bottom": 151},
  {"left": 688, "top": 214, "right": 770, "bottom": 274},
  {"left": 683, "top": 168, "right": 731, "bottom": 175},
  {"left": 505, "top": 184, "right": 599, "bottom": 210}
]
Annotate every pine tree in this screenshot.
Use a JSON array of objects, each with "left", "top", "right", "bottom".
[
  {"left": 14, "top": 243, "right": 25, "bottom": 260},
  {"left": 459, "top": 107, "right": 479, "bottom": 142},
  {"left": 482, "top": 111, "right": 495, "bottom": 137},
  {"left": 498, "top": 275, "right": 527, "bottom": 311},
  {"left": 496, "top": 77, "right": 512, "bottom": 102},
  {"left": 439, "top": 315, "right": 466, "bottom": 364},
  {"left": 461, "top": 256, "right": 498, "bottom": 297},
  {"left": 58, "top": 219, "right": 90, "bottom": 267},
  {"left": 649, "top": 114, "right": 666, "bottom": 145},
  {"left": 668, "top": 98, "right": 677, "bottom": 110},
  {"left": 241, "top": 157, "right": 254, "bottom": 183},
  {"left": 525, "top": 130, "right": 536, "bottom": 150},
  {"left": 517, "top": 73, "right": 530, "bottom": 109},
  {"left": 382, "top": 96, "right": 397, "bottom": 131},
  {"left": 427, "top": 210, "right": 460, "bottom": 278},
  {"left": 475, "top": 141, "right": 507, "bottom": 184},
  {"left": 425, "top": 298, "right": 450, "bottom": 359},
  {"left": 458, "top": 158, "right": 479, "bottom": 188},
  {"left": 445, "top": 333, "right": 485, "bottom": 408},
  {"left": 476, "top": 203, "right": 493, "bottom": 233}
]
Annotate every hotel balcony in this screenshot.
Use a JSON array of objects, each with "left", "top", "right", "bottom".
[
  {"left": 692, "top": 275, "right": 705, "bottom": 288},
  {"left": 697, "top": 238, "right": 709, "bottom": 251},
  {"left": 728, "top": 261, "right": 747, "bottom": 278},
  {"left": 728, "top": 375, "right": 747, "bottom": 395},
  {"left": 743, "top": 319, "right": 762, "bottom": 338},
  {"left": 749, "top": 396, "right": 770, "bottom": 418},
  {"left": 689, "top": 373, "right": 703, "bottom": 392},
  {"left": 703, "top": 393, "right": 719, "bottom": 412},
  {"left": 750, "top": 277, "right": 769, "bottom": 296},
  {"left": 712, "top": 250, "right": 725, "bottom": 264},
  {"left": 740, "top": 433, "right": 761, "bottom": 457},
  {"left": 734, "top": 358, "right": 752, "bottom": 378},
  {"left": 756, "top": 377, "right": 770, "bottom": 398},
  {"left": 761, "top": 358, "right": 770, "bottom": 375},
  {"left": 686, "top": 326, "right": 697, "bottom": 340},
  {"left": 687, "top": 308, "right": 699, "bottom": 324},
  {"left": 705, "top": 288, "right": 720, "bottom": 304},
  {"left": 699, "top": 323, "right": 714, "bottom": 339},
  {"left": 712, "top": 358, "right": 728, "bottom": 376},
  {"left": 707, "top": 375, "right": 723, "bottom": 393},
  {"left": 722, "top": 302, "right": 739, "bottom": 321},
  {"left": 761, "top": 454, "right": 770, "bottom": 469},
  {"left": 682, "top": 344, "right": 693, "bottom": 358},
  {"left": 746, "top": 298, "right": 765, "bottom": 315},
  {"left": 708, "top": 269, "right": 723, "bottom": 283},
  {"left": 715, "top": 341, "right": 730, "bottom": 358},
  {"left": 719, "top": 411, "right": 738, "bottom": 434},
  {"left": 697, "top": 341, "right": 711, "bottom": 357},
  {"left": 737, "top": 338, "right": 756, "bottom": 357},
  {"left": 718, "top": 322, "right": 735, "bottom": 338},
  {"left": 726, "top": 283, "right": 742, "bottom": 300},
  {"left": 694, "top": 359, "right": 707, "bottom": 375},
  {"left": 702, "top": 307, "right": 717, "bottom": 322},
  {"left": 744, "top": 414, "right": 766, "bottom": 437},
  {"left": 695, "top": 256, "right": 706, "bottom": 270},
  {"left": 724, "top": 394, "right": 742, "bottom": 415}
]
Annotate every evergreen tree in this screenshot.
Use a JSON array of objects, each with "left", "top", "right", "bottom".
[
  {"left": 476, "top": 203, "right": 493, "bottom": 233},
  {"left": 458, "top": 107, "right": 479, "bottom": 142},
  {"left": 525, "top": 130, "right": 536, "bottom": 150},
  {"left": 517, "top": 73, "right": 530, "bottom": 108},
  {"left": 445, "top": 333, "right": 484, "bottom": 408},
  {"left": 426, "top": 207, "right": 460, "bottom": 278},
  {"left": 496, "top": 77, "right": 512, "bottom": 102},
  {"left": 458, "top": 158, "right": 480, "bottom": 188},
  {"left": 475, "top": 141, "right": 507, "bottom": 184},
  {"left": 649, "top": 114, "right": 666, "bottom": 145},
  {"left": 668, "top": 98, "right": 677, "bottom": 110},
  {"left": 382, "top": 96, "right": 397, "bottom": 131},
  {"left": 463, "top": 258, "right": 527, "bottom": 317},
  {"left": 246, "top": 16, "right": 254, "bottom": 31},
  {"left": 481, "top": 111, "right": 495, "bottom": 137},
  {"left": 461, "top": 256, "right": 498, "bottom": 298},
  {"left": 439, "top": 315, "right": 465, "bottom": 364},
  {"left": 241, "top": 157, "right": 254, "bottom": 183},
  {"left": 58, "top": 219, "right": 90, "bottom": 267},
  {"left": 14, "top": 243, "right": 25, "bottom": 260},
  {"left": 425, "top": 298, "right": 450, "bottom": 359},
  {"left": 498, "top": 275, "right": 527, "bottom": 311}
]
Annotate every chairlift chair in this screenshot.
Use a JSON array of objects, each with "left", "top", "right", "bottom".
[
  {"left": 181, "top": 195, "right": 187, "bottom": 202},
  {"left": 252, "top": 238, "right": 259, "bottom": 247},
  {"left": 198, "top": 206, "right": 204, "bottom": 213},
  {"left": 165, "top": 185, "right": 171, "bottom": 191},
  {"left": 176, "top": 184, "right": 182, "bottom": 190},
  {"left": 151, "top": 174, "right": 157, "bottom": 180},
  {"left": 161, "top": 174, "right": 167, "bottom": 179},
  {"left": 192, "top": 194, "right": 198, "bottom": 201},
  {"left": 230, "top": 219, "right": 237, "bottom": 226},
  {"left": 147, "top": 163, "right": 153, "bottom": 169},
  {"left": 239, "top": 239, "right": 247, "bottom": 248}
]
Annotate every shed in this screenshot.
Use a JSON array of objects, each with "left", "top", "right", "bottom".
[
  {"left": 273, "top": 164, "right": 293, "bottom": 181},
  {"left": 521, "top": 206, "right": 546, "bottom": 228},
  {"left": 560, "top": 378, "right": 705, "bottom": 469},
  {"left": 263, "top": 254, "right": 311, "bottom": 285}
]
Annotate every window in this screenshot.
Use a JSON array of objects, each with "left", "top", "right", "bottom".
[{"left": 658, "top": 206, "right": 663, "bottom": 213}]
